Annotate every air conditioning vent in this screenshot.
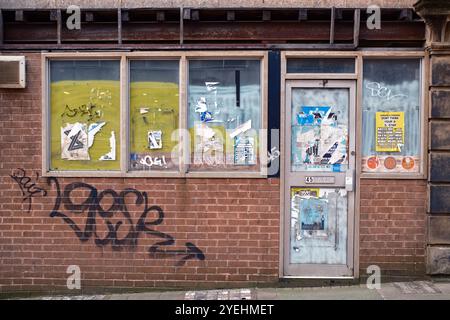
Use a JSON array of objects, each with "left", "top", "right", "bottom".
[{"left": 0, "top": 56, "right": 26, "bottom": 88}]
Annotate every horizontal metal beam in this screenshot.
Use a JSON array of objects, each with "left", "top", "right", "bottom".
[
  {"left": 0, "top": 43, "right": 357, "bottom": 51},
  {"left": 1, "top": 20, "right": 424, "bottom": 44}
]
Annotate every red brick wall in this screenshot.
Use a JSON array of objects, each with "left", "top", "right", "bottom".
[
  {"left": 0, "top": 53, "right": 428, "bottom": 293},
  {"left": 0, "top": 53, "right": 280, "bottom": 293},
  {"left": 359, "top": 179, "right": 427, "bottom": 278}
]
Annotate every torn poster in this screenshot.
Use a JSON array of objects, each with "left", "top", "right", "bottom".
[
  {"left": 195, "top": 97, "right": 208, "bottom": 113},
  {"left": 300, "top": 198, "right": 328, "bottom": 235},
  {"left": 193, "top": 122, "right": 224, "bottom": 166},
  {"left": 205, "top": 82, "right": 219, "bottom": 92},
  {"left": 291, "top": 188, "right": 328, "bottom": 239},
  {"left": 292, "top": 106, "right": 348, "bottom": 172},
  {"left": 200, "top": 111, "right": 213, "bottom": 122},
  {"left": 205, "top": 82, "right": 219, "bottom": 110},
  {"left": 61, "top": 122, "right": 89, "bottom": 160},
  {"left": 290, "top": 187, "right": 347, "bottom": 264},
  {"left": 297, "top": 106, "right": 331, "bottom": 126},
  {"left": 195, "top": 122, "right": 216, "bottom": 140},
  {"left": 234, "top": 136, "right": 255, "bottom": 166},
  {"left": 87, "top": 122, "right": 106, "bottom": 148},
  {"left": 99, "top": 131, "right": 116, "bottom": 161},
  {"left": 319, "top": 124, "right": 347, "bottom": 165},
  {"left": 201, "top": 138, "right": 224, "bottom": 166},
  {"left": 375, "top": 111, "right": 404, "bottom": 152},
  {"left": 148, "top": 130, "right": 163, "bottom": 150}
]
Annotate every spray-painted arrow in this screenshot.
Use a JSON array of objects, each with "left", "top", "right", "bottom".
[{"left": 148, "top": 241, "right": 205, "bottom": 266}]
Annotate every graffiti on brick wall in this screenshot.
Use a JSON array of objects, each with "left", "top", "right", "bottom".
[
  {"left": 10, "top": 168, "right": 48, "bottom": 213},
  {"left": 10, "top": 168, "right": 205, "bottom": 266}
]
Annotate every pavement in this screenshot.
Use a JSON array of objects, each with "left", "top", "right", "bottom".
[{"left": 19, "top": 280, "right": 450, "bottom": 300}]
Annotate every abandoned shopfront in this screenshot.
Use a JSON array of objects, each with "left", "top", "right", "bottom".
[{"left": 1, "top": 1, "right": 450, "bottom": 292}]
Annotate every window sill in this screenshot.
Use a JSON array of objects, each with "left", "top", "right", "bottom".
[
  {"left": 42, "top": 170, "right": 268, "bottom": 179},
  {"left": 359, "top": 172, "right": 427, "bottom": 180}
]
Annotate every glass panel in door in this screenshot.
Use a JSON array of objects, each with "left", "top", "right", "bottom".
[
  {"left": 290, "top": 187, "right": 347, "bottom": 264},
  {"left": 291, "top": 88, "right": 349, "bottom": 173}
]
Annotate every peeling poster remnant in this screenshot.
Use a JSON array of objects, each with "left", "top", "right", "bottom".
[
  {"left": 99, "top": 131, "right": 116, "bottom": 161},
  {"left": 61, "top": 122, "right": 89, "bottom": 160},
  {"left": 292, "top": 105, "right": 348, "bottom": 172},
  {"left": 87, "top": 122, "right": 106, "bottom": 148},
  {"left": 234, "top": 136, "right": 255, "bottom": 165},
  {"left": 290, "top": 188, "right": 347, "bottom": 265},
  {"left": 193, "top": 122, "right": 225, "bottom": 166}
]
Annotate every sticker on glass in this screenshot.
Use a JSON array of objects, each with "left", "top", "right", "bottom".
[
  {"left": 148, "top": 130, "right": 163, "bottom": 150},
  {"left": 234, "top": 136, "right": 255, "bottom": 166},
  {"left": 61, "top": 122, "right": 89, "bottom": 160},
  {"left": 375, "top": 111, "right": 404, "bottom": 152}
]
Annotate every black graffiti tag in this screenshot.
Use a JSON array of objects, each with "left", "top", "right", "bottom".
[
  {"left": 10, "top": 168, "right": 47, "bottom": 213},
  {"left": 61, "top": 104, "right": 100, "bottom": 121},
  {"left": 46, "top": 178, "right": 205, "bottom": 266}
]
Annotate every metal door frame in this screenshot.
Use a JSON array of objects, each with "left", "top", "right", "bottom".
[{"left": 282, "top": 79, "right": 356, "bottom": 278}]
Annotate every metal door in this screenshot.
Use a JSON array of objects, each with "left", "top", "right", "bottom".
[{"left": 283, "top": 80, "right": 356, "bottom": 277}]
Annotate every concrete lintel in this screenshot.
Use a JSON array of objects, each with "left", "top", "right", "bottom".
[{"left": 0, "top": 0, "right": 418, "bottom": 10}]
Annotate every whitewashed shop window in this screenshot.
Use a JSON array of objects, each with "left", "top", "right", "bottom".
[
  {"left": 187, "top": 59, "right": 262, "bottom": 173},
  {"left": 48, "top": 60, "right": 121, "bottom": 171},
  {"left": 361, "top": 59, "right": 422, "bottom": 174},
  {"left": 129, "top": 60, "right": 180, "bottom": 172}
]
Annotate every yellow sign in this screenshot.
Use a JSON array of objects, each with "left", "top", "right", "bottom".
[
  {"left": 291, "top": 188, "right": 320, "bottom": 198},
  {"left": 375, "top": 112, "right": 404, "bottom": 152}
]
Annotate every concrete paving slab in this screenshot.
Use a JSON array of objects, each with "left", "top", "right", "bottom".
[
  {"left": 14, "top": 281, "right": 450, "bottom": 300},
  {"left": 267, "top": 286, "right": 383, "bottom": 300},
  {"left": 184, "top": 288, "right": 254, "bottom": 300},
  {"left": 433, "top": 282, "right": 450, "bottom": 294},
  {"left": 255, "top": 288, "right": 278, "bottom": 300},
  {"left": 109, "top": 292, "right": 162, "bottom": 300},
  {"left": 159, "top": 291, "right": 186, "bottom": 300},
  {"left": 378, "top": 282, "right": 450, "bottom": 300},
  {"left": 393, "top": 281, "right": 441, "bottom": 294}
]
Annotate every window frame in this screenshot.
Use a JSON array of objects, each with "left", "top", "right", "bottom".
[
  {"left": 358, "top": 52, "right": 428, "bottom": 180},
  {"left": 281, "top": 50, "right": 428, "bottom": 181},
  {"left": 286, "top": 57, "right": 357, "bottom": 74},
  {"left": 42, "top": 51, "right": 268, "bottom": 178}
]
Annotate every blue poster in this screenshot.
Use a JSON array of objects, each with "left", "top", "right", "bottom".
[
  {"left": 299, "top": 198, "right": 328, "bottom": 232},
  {"left": 296, "top": 106, "right": 331, "bottom": 126}
]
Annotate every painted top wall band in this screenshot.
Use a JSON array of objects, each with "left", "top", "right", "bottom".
[{"left": 0, "top": 0, "right": 417, "bottom": 9}]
